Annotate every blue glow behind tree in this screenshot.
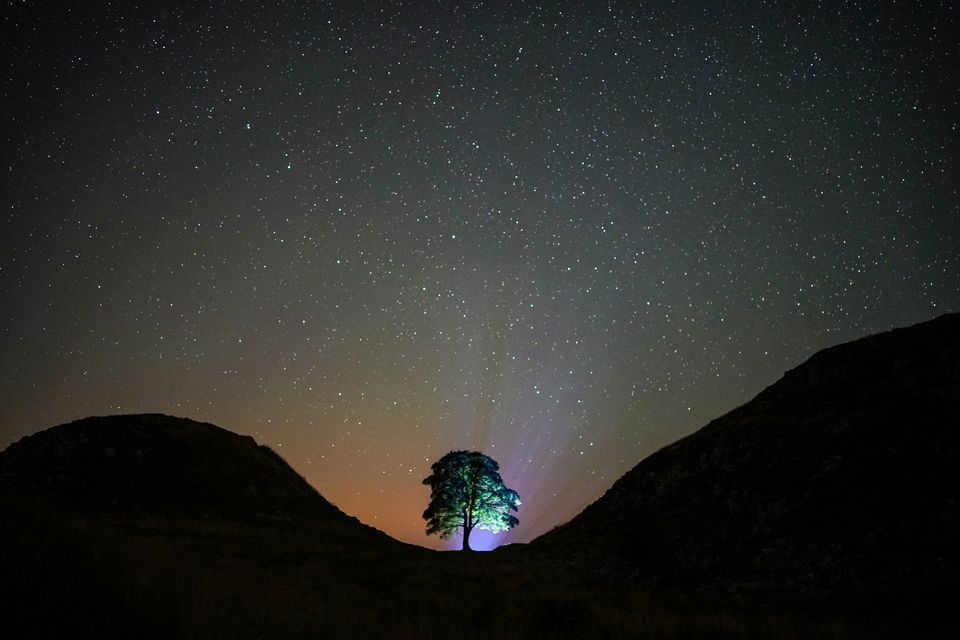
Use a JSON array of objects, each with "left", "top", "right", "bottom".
[{"left": 422, "top": 450, "right": 520, "bottom": 551}]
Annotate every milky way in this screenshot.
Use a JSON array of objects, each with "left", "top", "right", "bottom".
[{"left": 2, "top": 1, "right": 958, "bottom": 548}]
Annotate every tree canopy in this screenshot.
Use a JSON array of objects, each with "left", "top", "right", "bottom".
[{"left": 422, "top": 450, "right": 520, "bottom": 551}]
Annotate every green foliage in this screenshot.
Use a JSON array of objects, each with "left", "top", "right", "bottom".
[{"left": 422, "top": 451, "right": 520, "bottom": 549}]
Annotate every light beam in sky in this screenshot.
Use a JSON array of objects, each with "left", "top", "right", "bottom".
[{"left": 0, "top": 1, "right": 957, "bottom": 550}]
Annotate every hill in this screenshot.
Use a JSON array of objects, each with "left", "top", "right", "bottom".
[
  {"left": 531, "top": 312, "right": 960, "bottom": 597},
  {"left": 0, "top": 414, "right": 428, "bottom": 639},
  {"left": 0, "top": 413, "right": 382, "bottom": 535},
  {"left": 2, "top": 315, "right": 959, "bottom": 638}
]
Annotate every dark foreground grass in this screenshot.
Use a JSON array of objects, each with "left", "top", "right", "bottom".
[{"left": 1, "top": 493, "right": 955, "bottom": 640}]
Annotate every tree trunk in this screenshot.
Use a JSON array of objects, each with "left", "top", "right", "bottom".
[{"left": 462, "top": 525, "right": 473, "bottom": 551}]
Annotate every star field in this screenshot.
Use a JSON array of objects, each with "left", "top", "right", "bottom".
[{"left": 2, "top": 1, "right": 958, "bottom": 549}]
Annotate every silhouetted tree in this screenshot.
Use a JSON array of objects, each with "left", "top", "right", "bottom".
[{"left": 422, "top": 450, "right": 520, "bottom": 551}]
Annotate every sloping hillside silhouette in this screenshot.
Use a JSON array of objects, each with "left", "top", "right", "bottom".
[
  {"left": 0, "top": 413, "right": 390, "bottom": 543},
  {"left": 532, "top": 312, "right": 960, "bottom": 597}
]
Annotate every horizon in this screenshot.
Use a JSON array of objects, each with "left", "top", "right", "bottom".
[
  {"left": 4, "top": 309, "right": 956, "bottom": 551},
  {"left": 2, "top": 2, "right": 958, "bottom": 550}
]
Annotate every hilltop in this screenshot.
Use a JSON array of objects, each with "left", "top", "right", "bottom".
[{"left": 0, "top": 413, "right": 390, "bottom": 543}]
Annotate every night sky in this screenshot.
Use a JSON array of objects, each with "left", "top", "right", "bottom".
[{"left": 2, "top": 1, "right": 958, "bottom": 550}]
